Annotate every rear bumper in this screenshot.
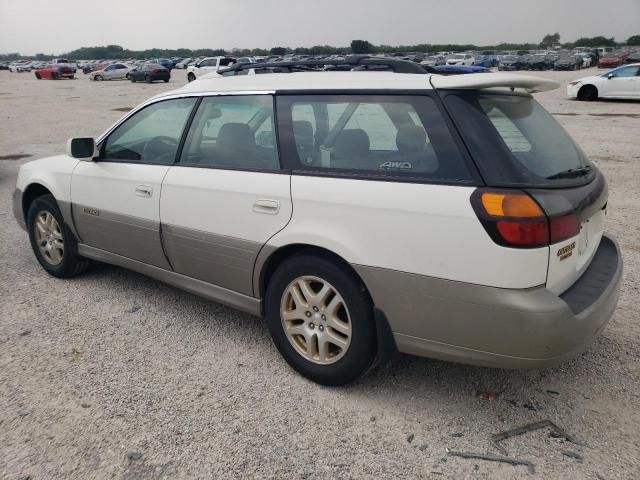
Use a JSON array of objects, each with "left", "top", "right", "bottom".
[{"left": 355, "top": 234, "right": 622, "bottom": 368}]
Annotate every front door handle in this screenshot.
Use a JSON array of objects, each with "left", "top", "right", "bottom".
[
  {"left": 253, "top": 199, "right": 280, "bottom": 215},
  {"left": 135, "top": 185, "right": 153, "bottom": 197}
]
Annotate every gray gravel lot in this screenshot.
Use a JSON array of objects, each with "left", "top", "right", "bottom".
[{"left": 1, "top": 68, "right": 639, "bottom": 479}]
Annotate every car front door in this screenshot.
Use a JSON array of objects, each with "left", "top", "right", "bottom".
[
  {"left": 602, "top": 65, "right": 640, "bottom": 97},
  {"left": 197, "top": 58, "right": 218, "bottom": 76},
  {"left": 160, "top": 94, "right": 292, "bottom": 296},
  {"left": 70, "top": 97, "right": 198, "bottom": 268}
]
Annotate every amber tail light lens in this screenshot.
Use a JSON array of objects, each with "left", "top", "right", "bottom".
[{"left": 471, "top": 189, "right": 579, "bottom": 248}]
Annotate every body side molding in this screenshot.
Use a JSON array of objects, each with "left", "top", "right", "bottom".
[{"left": 78, "top": 244, "right": 262, "bottom": 316}]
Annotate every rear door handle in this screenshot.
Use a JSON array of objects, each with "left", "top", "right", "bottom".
[
  {"left": 135, "top": 185, "right": 153, "bottom": 197},
  {"left": 253, "top": 199, "right": 280, "bottom": 215}
]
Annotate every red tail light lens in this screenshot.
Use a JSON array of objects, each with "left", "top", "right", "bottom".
[
  {"left": 550, "top": 213, "right": 579, "bottom": 243},
  {"left": 471, "top": 189, "right": 581, "bottom": 248}
]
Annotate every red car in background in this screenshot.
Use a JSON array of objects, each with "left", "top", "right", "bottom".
[
  {"left": 598, "top": 54, "right": 626, "bottom": 69},
  {"left": 34, "top": 59, "right": 76, "bottom": 80}
]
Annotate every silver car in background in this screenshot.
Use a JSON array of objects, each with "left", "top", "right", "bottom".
[{"left": 89, "top": 63, "right": 133, "bottom": 81}]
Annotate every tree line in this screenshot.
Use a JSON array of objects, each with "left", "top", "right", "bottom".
[{"left": 2, "top": 34, "right": 639, "bottom": 62}]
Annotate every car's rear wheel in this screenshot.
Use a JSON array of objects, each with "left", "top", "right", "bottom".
[
  {"left": 35, "top": 72, "right": 41, "bottom": 79},
  {"left": 578, "top": 85, "right": 598, "bottom": 101},
  {"left": 27, "top": 195, "right": 89, "bottom": 278},
  {"left": 265, "top": 253, "right": 377, "bottom": 386},
  {"left": 163, "top": 79, "right": 169, "bottom": 83},
  {"left": 187, "top": 72, "right": 195, "bottom": 82},
  {"left": 95, "top": 74, "right": 103, "bottom": 81}
]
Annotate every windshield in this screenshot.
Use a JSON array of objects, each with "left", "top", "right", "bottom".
[
  {"left": 451, "top": 54, "right": 465, "bottom": 59},
  {"left": 503, "top": 55, "right": 518, "bottom": 61},
  {"left": 445, "top": 92, "right": 593, "bottom": 188}
]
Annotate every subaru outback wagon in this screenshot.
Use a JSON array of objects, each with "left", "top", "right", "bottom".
[{"left": 13, "top": 66, "right": 622, "bottom": 385}]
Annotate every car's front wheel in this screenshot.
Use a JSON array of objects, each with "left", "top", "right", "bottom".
[
  {"left": 27, "top": 195, "right": 89, "bottom": 278},
  {"left": 265, "top": 253, "right": 377, "bottom": 386},
  {"left": 578, "top": 84, "right": 598, "bottom": 101},
  {"left": 187, "top": 72, "right": 195, "bottom": 82}
]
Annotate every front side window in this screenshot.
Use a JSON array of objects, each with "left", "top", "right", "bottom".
[
  {"left": 278, "top": 94, "right": 473, "bottom": 181},
  {"left": 180, "top": 95, "right": 279, "bottom": 170},
  {"left": 103, "top": 98, "right": 196, "bottom": 164}
]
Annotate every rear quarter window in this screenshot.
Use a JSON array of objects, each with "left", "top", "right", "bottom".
[{"left": 276, "top": 94, "right": 475, "bottom": 183}]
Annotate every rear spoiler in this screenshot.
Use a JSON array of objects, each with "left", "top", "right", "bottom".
[{"left": 430, "top": 73, "right": 560, "bottom": 93}]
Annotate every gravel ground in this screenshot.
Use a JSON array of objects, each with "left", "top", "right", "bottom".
[{"left": 0, "top": 68, "right": 639, "bottom": 480}]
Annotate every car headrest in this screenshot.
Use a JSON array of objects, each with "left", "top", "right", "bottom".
[
  {"left": 216, "top": 123, "right": 255, "bottom": 156},
  {"left": 396, "top": 125, "right": 427, "bottom": 152},
  {"left": 293, "top": 121, "right": 314, "bottom": 147},
  {"left": 333, "top": 129, "right": 370, "bottom": 160}
]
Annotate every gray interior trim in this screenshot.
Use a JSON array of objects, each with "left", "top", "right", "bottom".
[
  {"left": 78, "top": 244, "right": 262, "bottom": 316},
  {"left": 73, "top": 205, "right": 171, "bottom": 269},
  {"left": 162, "top": 224, "right": 260, "bottom": 296}
]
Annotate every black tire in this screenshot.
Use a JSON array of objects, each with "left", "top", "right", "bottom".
[
  {"left": 130, "top": 77, "right": 136, "bottom": 83},
  {"left": 187, "top": 72, "right": 195, "bottom": 82},
  {"left": 69, "top": 75, "right": 74, "bottom": 79},
  {"left": 578, "top": 85, "right": 598, "bottom": 101},
  {"left": 265, "top": 253, "right": 377, "bottom": 386},
  {"left": 163, "top": 79, "right": 169, "bottom": 83},
  {"left": 95, "top": 74, "right": 103, "bottom": 81},
  {"left": 51, "top": 72, "right": 59, "bottom": 80},
  {"left": 145, "top": 75, "right": 152, "bottom": 83},
  {"left": 35, "top": 72, "right": 41, "bottom": 79},
  {"left": 26, "top": 195, "right": 89, "bottom": 278}
]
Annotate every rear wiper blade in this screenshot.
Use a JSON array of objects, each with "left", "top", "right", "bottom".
[{"left": 546, "top": 165, "right": 592, "bottom": 180}]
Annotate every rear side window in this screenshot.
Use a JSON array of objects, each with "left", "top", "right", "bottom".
[
  {"left": 277, "top": 94, "right": 473, "bottom": 182},
  {"left": 445, "top": 92, "right": 593, "bottom": 187},
  {"left": 179, "top": 95, "right": 279, "bottom": 170}
]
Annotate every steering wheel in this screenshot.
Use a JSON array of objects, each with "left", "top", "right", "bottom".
[{"left": 143, "top": 136, "right": 178, "bottom": 163}]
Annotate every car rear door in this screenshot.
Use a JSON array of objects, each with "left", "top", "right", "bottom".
[
  {"left": 160, "top": 94, "right": 292, "bottom": 296},
  {"left": 70, "top": 97, "right": 198, "bottom": 268}
]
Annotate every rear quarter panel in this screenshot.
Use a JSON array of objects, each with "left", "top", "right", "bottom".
[{"left": 272, "top": 176, "right": 548, "bottom": 289}]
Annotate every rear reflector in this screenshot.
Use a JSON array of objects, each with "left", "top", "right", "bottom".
[{"left": 496, "top": 219, "right": 548, "bottom": 245}]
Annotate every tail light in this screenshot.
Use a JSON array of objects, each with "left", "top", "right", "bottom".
[{"left": 471, "top": 189, "right": 579, "bottom": 248}]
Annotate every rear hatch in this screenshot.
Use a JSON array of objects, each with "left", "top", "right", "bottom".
[{"left": 440, "top": 88, "right": 607, "bottom": 295}]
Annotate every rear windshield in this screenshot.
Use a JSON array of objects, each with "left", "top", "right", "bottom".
[{"left": 445, "top": 92, "right": 593, "bottom": 187}]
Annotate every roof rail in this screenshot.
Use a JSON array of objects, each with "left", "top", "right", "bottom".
[{"left": 219, "top": 55, "right": 432, "bottom": 75}]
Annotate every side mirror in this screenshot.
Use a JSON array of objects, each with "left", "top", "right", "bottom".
[
  {"left": 608, "top": 73, "right": 614, "bottom": 79},
  {"left": 67, "top": 137, "right": 96, "bottom": 160}
]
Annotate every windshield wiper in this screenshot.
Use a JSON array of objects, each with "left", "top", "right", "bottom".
[{"left": 546, "top": 165, "right": 592, "bottom": 180}]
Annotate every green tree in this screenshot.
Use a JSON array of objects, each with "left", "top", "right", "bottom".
[
  {"left": 350, "top": 40, "right": 373, "bottom": 54},
  {"left": 573, "top": 36, "right": 616, "bottom": 47},
  {"left": 627, "top": 35, "right": 640, "bottom": 45},
  {"left": 540, "top": 33, "right": 560, "bottom": 47},
  {"left": 270, "top": 47, "right": 287, "bottom": 56}
]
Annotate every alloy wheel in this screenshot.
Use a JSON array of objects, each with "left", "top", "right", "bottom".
[
  {"left": 280, "top": 276, "right": 352, "bottom": 365},
  {"left": 33, "top": 210, "right": 64, "bottom": 265}
]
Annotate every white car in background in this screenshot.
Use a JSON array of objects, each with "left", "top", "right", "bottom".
[
  {"left": 446, "top": 54, "right": 474, "bottom": 66},
  {"left": 568, "top": 63, "right": 640, "bottom": 100},
  {"left": 89, "top": 63, "right": 133, "bottom": 81},
  {"left": 9, "top": 61, "right": 32, "bottom": 72},
  {"left": 186, "top": 56, "right": 236, "bottom": 82}
]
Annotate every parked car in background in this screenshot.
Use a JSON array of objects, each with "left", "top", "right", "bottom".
[
  {"left": 432, "top": 65, "right": 490, "bottom": 74},
  {"left": 420, "top": 55, "right": 445, "bottom": 67},
  {"left": 186, "top": 56, "right": 236, "bottom": 82},
  {"left": 554, "top": 53, "right": 582, "bottom": 71},
  {"left": 9, "top": 61, "right": 32, "bottom": 72},
  {"left": 175, "top": 58, "right": 193, "bottom": 69},
  {"left": 155, "top": 58, "right": 173, "bottom": 70},
  {"left": 577, "top": 53, "right": 593, "bottom": 68},
  {"left": 568, "top": 63, "right": 640, "bottom": 100},
  {"left": 34, "top": 62, "right": 75, "bottom": 80},
  {"left": 12, "top": 64, "right": 622, "bottom": 385},
  {"left": 83, "top": 62, "right": 109, "bottom": 74},
  {"left": 128, "top": 63, "right": 170, "bottom": 83},
  {"left": 598, "top": 54, "right": 624, "bottom": 69},
  {"left": 525, "top": 53, "right": 553, "bottom": 70},
  {"left": 498, "top": 55, "right": 525, "bottom": 71},
  {"left": 446, "top": 53, "right": 474, "bottom": 66},
  {"left": 0, "top": 62, "right": 9, "bottom": 70},
  {"left": 90, "top": 63, "right": 133, "bottom": 81}
]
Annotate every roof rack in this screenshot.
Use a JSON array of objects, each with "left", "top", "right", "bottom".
[{"left": 219, "top": 55, "right": 433, "bottom": 75}]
